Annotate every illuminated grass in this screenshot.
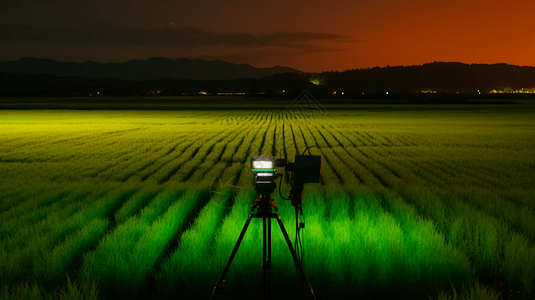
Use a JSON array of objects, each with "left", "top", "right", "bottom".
[
  {"left": 156, "top": 187, "right": 235, "bottom": 298},
  {"left": 431, "top": 281, "right": 501, "bottom": 300},
  {"left": 0, "top": 105, "right": 534, "bottom": 299},
  {"left": 78, "top": 188, "right": 187, "bottom": 296}
]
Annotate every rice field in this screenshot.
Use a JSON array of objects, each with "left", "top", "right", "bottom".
[{"left": 1, "top": 104, "right": 534, "bottom": 300}]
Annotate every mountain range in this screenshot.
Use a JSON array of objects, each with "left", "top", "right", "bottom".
[
  {"left": 2, "top": 58, "right": 535, "bottom": 98},
  {"left": 0, "top": 57, "right": 305, "bottom": 81}
]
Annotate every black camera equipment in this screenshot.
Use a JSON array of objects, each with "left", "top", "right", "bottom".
[{"left": 210, "top": 147, "right": 321, "bottom": 300}]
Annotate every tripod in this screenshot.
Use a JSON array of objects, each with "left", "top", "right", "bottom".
[{"left": 210, "top": 193, "right": 316, "bottom": 300}]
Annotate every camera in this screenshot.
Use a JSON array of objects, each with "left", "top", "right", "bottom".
[
  {"left": 251, "top": 154, "right": 321, "bottom": 206},
  {"left": 211, "top": 153, "right": 321, "bottom": 300}
]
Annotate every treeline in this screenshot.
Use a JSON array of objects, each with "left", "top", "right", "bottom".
[
  {"left": 320, "top": 62, "right": 535, "bottom": 94},
  {"left": 2, "top": 62, "right": 535, "bottom": 97}
]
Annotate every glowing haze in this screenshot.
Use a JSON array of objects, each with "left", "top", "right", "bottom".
[{"left": 1, "top": 0, "right": 533, "bottom": 73}]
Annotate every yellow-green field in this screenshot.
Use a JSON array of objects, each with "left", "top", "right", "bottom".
[{"left": 1, "top": 104, "right": 534, "bottom": 300}]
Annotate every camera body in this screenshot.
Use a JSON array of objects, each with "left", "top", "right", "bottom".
[{"left": 287, "top": 155, "right": 322, "bottom": 184}]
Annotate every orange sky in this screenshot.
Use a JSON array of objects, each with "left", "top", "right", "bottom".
[{"left": 1, "top": 0, "right": 533, "bottom": 73}]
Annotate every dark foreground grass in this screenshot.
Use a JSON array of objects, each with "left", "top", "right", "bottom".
[
  {"left": 3, "top": 185, "right": 534, "bottom": 300},
  {"left": 80, "top": 185, "right": 481, "bottom": 300}
]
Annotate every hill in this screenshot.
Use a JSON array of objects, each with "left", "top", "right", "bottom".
[
  {"left": 0, "top": 71, "right": 327, "bottom": 97},
  {"left": 321, "top": 62, "right": 535, "bottom": 94},
  {"left": 0, "top": 57, "right": 305, "bottom": 81},
  {"left": 2, "top": 60, "right": 535, "bottom": 98}
]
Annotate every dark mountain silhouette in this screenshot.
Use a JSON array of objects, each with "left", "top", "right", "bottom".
[
  {"left": 2, "top": 61, "right": 535, "bottom": 98},
  {"left": 0, "top": 57, "right": 305, "bottom": 81},
  {"left": 0, "top": 71, "right": 328, "bottom": 97}
]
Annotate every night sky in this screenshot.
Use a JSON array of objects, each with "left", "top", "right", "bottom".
[{"left": 1, "top": 0, "right": 534, "bottom": 73}]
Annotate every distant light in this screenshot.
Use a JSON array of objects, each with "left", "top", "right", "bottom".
[
  {"left": 333, "top": 91, "right": 337, "bottom": 94},
  {"left": 341, "top": 92, "right": 344, "bottom": 95},
  {"left": 386, "top": 92, "right": 389, "bottom": 95},
  {"left": 283, "top": 90, "right": 285, "bottom": 92}
]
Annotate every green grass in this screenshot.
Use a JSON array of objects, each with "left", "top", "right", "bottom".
[{"left": 0, "top": 101, "right": 534, "bottom": 299}]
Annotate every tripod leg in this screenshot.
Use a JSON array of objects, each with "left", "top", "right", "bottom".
[
  {"left": 267, "top": 217, "right": 272, "bottom": 299},
  {"left": 275, "top": 216, "right": 317, "bottom": 300},
  {"left": 262, "top": 216, "right": 267, "bottom": 293},
  {"left": 211, "top": 217, "right": 253, "bottom": 300},
  {"left": 262, "top": 216, "right": 273, "bottom": 299}
]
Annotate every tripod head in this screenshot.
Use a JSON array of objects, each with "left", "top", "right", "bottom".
[{"left": 251, "top": 193, "right": 279, "bottom": 214}]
